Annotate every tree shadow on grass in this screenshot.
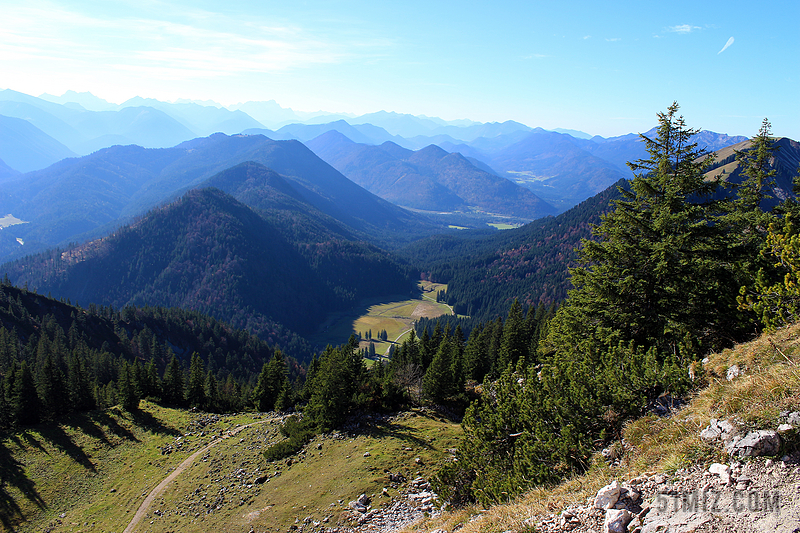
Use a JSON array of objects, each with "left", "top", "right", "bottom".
[
  {"left": 27, "top": 425, "right": 97, "bottom": 473},
  {"left": 124, "top": 407, "right": 182, "bottom": 437},
  {"left": 369, "top": 421, "right": 436, "bottom": 450},
  {"left": 0, "top": 438, "right": 46, "bottom": 531}
]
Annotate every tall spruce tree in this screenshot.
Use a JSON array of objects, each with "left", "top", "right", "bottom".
[{"left": 186, "top": 353, "right": 207, "bottom": 409}]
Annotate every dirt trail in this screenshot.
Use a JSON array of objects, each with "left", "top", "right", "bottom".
[{"left": 122, "top": 418, "right": 277, "bottom": 533}]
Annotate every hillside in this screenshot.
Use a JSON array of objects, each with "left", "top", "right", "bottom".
[
  {"left": 0, "top": 115, "right": 76, "bottom": 173},
  {"left": 0, "top": 133, "right": 443, "bottom": 264},
  {"left": 398, "top": 181, "right": 622, "bottom": 321},
  {"left": 704, "top": 137, "right": 800, "bottom": 207},
  {"left": 405, "top": 323, "right": 800, "bottom": 533},
  {"left": 307, "top": 131, "right": 557, "bottom": 221},
  {"left": 1, "top": 187, "right": 414, "bottom": 339},
  {"left": 0, "top": 402, "right": 462, "bottom": 533}
]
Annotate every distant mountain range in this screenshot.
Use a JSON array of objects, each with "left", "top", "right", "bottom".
[
  {"left": 306, "top": 131, "right": 557, "bottom": 219},
  {"left": 0, "top": 133, "right": 442, "bottom": 265},
  {"left": 0, "top": 88, "right": 764, "bottom": 215}
]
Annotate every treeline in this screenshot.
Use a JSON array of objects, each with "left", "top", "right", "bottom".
[
  {"left": 261, "top": 301, "right": 556, "bottom": 461},
  {"left": 0, "top": 280, "right": 301, "bottom": 428},
  {"left": 431, "top": 109, "right": 800, "bottom": 506}
]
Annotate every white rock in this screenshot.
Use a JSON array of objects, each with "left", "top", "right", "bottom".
[
  {"left": 726, "top": 364, "right": 742, "bottom": 381},
  {"left": 594, "top": 481, "right": 621, "bottom": 510},
  {"left": 709, "top": 462, "right": 731, "bottom": 484},
  {"left": 604, "top": 508, "right": 631, "bottom": 533},
  {"left": 777, "top": 423, "right": 794, "bottom": 433}
]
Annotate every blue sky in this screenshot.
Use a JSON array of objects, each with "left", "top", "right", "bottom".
[{"left": 1, "top": 0, "right": 798, "bottom": 138}]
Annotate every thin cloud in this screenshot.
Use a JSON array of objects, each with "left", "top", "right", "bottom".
[
  {"left": 718, "top": 36, "right": 735, "bottom": 54},
  {"left": 0, "top": 3, "right": 356, "bottom": 77},
  {"left": 668, "top": 24, "right": 701, "bottom": 34},
  {"left": 605, "top": 38, "right": 621, "bottom": 42}
]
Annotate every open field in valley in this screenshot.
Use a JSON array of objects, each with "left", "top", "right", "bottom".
[{"left": 309, "top": 281, "right": 453, "bottom": 356}]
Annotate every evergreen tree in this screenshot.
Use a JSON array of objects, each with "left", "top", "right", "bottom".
[
  {"left": 162, "top": 355, "right": 185, "bottom": 406},
  {"left": 12, "top": 361, "right": 41, "bottom": 426},
  {"left": 252, "top": 350, "right": 287, "bottom": 412},
  {"left": 118, "top": 360, "right": 139, "bottom": 411},
  {"left": 304, "top": 337, "right": 363, "bottom": 431},
  {"left": 497, "top": 299, "right": 527, "bottom": 372},
  {"left": 204, "top": 370, "right": 219, "bottom": 411},
  {"left": 186, "top": 353, "right": 206, "bottom": 409},
  {"left": 563, "top": 101, "right": 731, "bottom": 354}
]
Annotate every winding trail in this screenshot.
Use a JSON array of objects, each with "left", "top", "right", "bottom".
[{"left": 123, "top": 417, "right": 278, "bottom": 533}]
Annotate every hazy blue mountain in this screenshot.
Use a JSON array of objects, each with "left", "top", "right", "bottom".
[
  {"left": 120, "top": 97, "right": 265, "bottom": 136},
  {"left": 350, "top": 111, "right": 527, "bottom": 141},
  {"left": 228, "top": 100, "right": 305, "bottom": 128},
  {"left": 244, "top": 119, "right": 407, "bottom": 147},
  {"left": 67, "top": 106, "right": 196, "bottom": 149},
  {"left": 0, "top": 133, "right": 441, "bottom": 264},
  {"left": 0, "top": 99, "right": 85, "bottom": 150},
  {"left": 571, "top": 128, "right": 749, "bottom": 175},
  {"left": 0, "top": 114, "right": 76, "bottom": 172},
  {"left": 306, "top": 130, "right": 556, "bottom": 219},
  {"left": 552, "top": 128, "right": 592, "bottom": 139},
  {"left": 489, "top": 129, "right": 627, "bottom": 211},
  {"left": 0, "top": 157, "right": 19, "bottom": 181},
  {"left": 0, "top": 90, "right": 221, "bottom": 155},
  {"left": 38, "top": 90, "right": 118, "bottom": 111}
]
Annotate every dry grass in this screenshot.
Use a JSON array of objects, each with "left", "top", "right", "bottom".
[{"left": 402, "top": 323, "right": 800, "bottom": 533}]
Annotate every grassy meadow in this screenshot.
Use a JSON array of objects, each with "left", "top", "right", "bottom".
[{"left": 310, "top": 281, "right": 453, "bottom": 356}]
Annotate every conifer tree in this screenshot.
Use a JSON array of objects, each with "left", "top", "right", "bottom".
[
  {"left": 563, "top": 101, "right": 728, "bottom": 354},
  {"left": 118, "top": 360, "right": 139, "bottom": 411},
  {"left": 497, "top": 299, "right": 527, "bottom": 372},
  {"left": 162, "top": 355, "right": 185, "bottom": 406},
  {"left": 186, "top": 353, "right": 206, "bottom": 409},
  {"left": 12, "top": 361, "right": 41, "bottom": 426}
]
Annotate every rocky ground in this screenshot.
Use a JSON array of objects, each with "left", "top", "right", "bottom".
[{"left": 525, "top": 451, "right": 800, "bottom": 533}]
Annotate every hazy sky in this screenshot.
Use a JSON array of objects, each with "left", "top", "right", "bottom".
[{"left": 1, "top": 0, "right": 798, "bottom": 138}]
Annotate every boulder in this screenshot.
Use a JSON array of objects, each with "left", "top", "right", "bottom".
[
  {"left": 728, "top": 430, "right": 781, "bottom": 457},
  {"left": 708, "top": 462, "right": 731, "bottom": 484},
  {"left": 699, "top": 418, "right": 739, "bottom": 446},
  {"left": 726, "top": 364, "right": 742, "bottom": 381},
  {"left": 594, "top": 481, "right": 621, "bottom": 510}
]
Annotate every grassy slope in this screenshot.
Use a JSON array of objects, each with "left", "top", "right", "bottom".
[
  {"left": 0, "top": 404, "right": 461, "bottom": 533},
  {"left": 403, "top": 324, "right": 800, "bottom": 533},
  {"left": 0, "top": 402, "right": 266, "bottom": 533}
]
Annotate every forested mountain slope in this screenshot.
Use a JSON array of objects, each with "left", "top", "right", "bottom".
[
  {"left": 1, "top": 187, "right": 414, "bottom": 341},
  {"left": 0, "top": 279, "right": 302, "bottom": 428},
  {"left": 398, "top": 182, "right": 622, "bottom": 321}
]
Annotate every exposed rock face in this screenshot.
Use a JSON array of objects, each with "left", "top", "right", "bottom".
[{"left": 521, "top": 454, "right": 800, "bottom": 533}]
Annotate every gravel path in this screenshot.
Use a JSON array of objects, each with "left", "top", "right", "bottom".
[{"left": 122, "top": 418, "right": 276, "bottom": 533}]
